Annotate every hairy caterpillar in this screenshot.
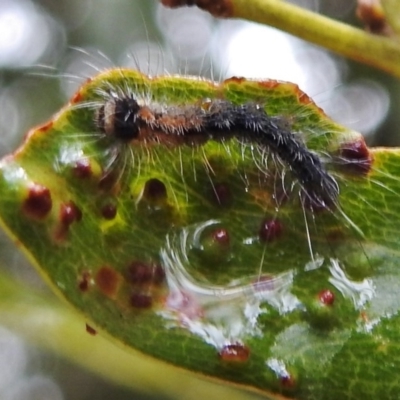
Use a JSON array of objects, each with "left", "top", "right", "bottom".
[{"left": 95, "top": 88, "right": 339, "bottom": 210}]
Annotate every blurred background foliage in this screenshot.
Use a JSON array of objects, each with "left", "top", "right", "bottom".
[{"left": 0, "top": 0, "right": 399, "bottom": 399}]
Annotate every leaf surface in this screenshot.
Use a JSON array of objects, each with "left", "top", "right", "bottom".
[{"left": 0, "top": 69, "right": 400, "bottom": 399}]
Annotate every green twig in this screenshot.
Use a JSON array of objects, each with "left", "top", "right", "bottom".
[
  {"left": 167, "top": 0, "right": 400, "bottom": 78},
  {"left": 232, "top": 0, "right": 400, "bottom": 78}
]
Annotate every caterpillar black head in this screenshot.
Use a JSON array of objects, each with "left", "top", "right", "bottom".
[{"left": 97, "top": 95, "right": 141, "bottom": 142}]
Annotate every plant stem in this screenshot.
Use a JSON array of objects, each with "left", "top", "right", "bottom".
[{"left": 185, "top": 0, "right": 400, "bottom": 78}]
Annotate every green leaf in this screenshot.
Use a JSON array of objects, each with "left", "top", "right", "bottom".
[
  {"left": 0, "top": 69, "right": 400, "bottom": 399},
  {"left": 0, "top": 272, "right": 259, "bottom": 400}
]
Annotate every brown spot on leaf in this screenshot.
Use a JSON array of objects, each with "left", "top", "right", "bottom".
[
  {"left": 338, "top": 139, "right": 373, "bottom": 175},
  {"left": 126, "top": 261, "right": 153, "bottom": 285},
  {"left": 70, "top": 89, "right": 85, "bottom": 104},
  {"left": 78, "top": 271, "right": 92, "bottom": 292},
  {"left": 318, "top": 289, "right": 335, "bottom": 306},
  {"left": 219, "top": 343, "right": 250, "bottom": 363},
  {"left": 200, "top": 227, "right": 231, "bottom": 261},
  {"left": 297, "top": 90, "right": 313, "bottom": 106},
  {"left": 213, "top": 228, "right": 230, "bottom": 246},
  {"left": 130, "top": 292, "right": 153, "bottom": 309},
  {"left": 86, "top": 323, "right": 97, "bottom": 335},
  {"left": 280, "top": 374, "right": 297, "bottom": 390},
  {"left": 126, "top": 261, "right": 166, "bottom": 286},
  {"left": 143, "top": 178, "right": 167, "bottom": 202},
  {"left": 259, "top": 219, "right": 283, "bottom": 242},
  {"left": 60, "top": 201, "right": 82, "bottom": 226},
  {"left": 73, "top": 159, "right": 92, "bottom": 179},
  {"left": 37, "top": 121, "right": 53, "bottom": 133},
  {"left": 101, "top": 203, "right": 117, "bottom": 220},
  {"left": 294, "top": 86, "right": 325, "bottom": 115},
  {"left": 23, "top": 183, "right": 52, "bottom": 220},
  {"left": 224, "top": 76, "right": 246, "bottom": 85},
  {"left": 257, "top": 80, "right": 280, "bottom": 90},
  {"left": 95, "top": 266, "right": 122, "bottom": 298}
]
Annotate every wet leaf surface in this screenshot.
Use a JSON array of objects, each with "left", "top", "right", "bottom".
[{"left": 1, "top": 69, "right": 400, "bottom": 399}]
